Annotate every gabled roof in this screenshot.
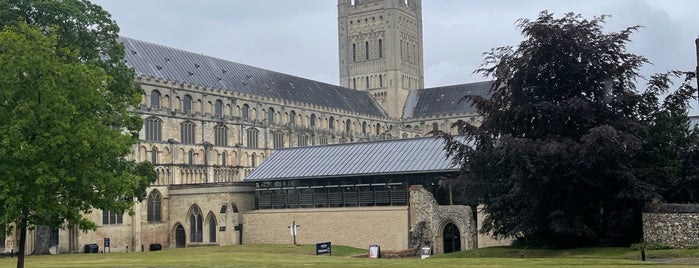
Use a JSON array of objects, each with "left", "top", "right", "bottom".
[
  {"left": 119, "top": 37, "right": 388, "bottom": 118},
  {"left": 244, "top": 137, "right": 461, "bottom": 182},
  {"left": 403, "top": 81, "right": 492, "bottom": 119}
]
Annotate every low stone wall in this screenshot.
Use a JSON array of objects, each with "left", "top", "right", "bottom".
[
  {"left": 243, "top": 207, "right": 409, "bottom": 250},
  {"left": 643, "top": 203, "right": 699, "bottom": 248}
]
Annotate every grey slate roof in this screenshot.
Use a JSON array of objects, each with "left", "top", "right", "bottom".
[
  {"left": 403, "top": 81, "right": 492, "bottom": 119},
  {"left": 119, "top": 37, "right": 388, "bottom": 118},
  {"left": 244, "top": 137, "right": 461, "bottom": 182}
]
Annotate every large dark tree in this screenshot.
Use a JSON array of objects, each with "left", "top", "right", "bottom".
[
  {"left": 440, "top": 11, "right": 698, "bottom": 248},
  {"left": 0, "top": 1, "right": 156, "bottom": 267}
]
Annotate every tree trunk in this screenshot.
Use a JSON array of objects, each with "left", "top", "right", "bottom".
[{"left": 16, "top": 218, "right": 26, "bottom": 268}]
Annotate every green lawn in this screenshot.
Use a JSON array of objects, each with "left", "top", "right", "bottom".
[{"left": 0, "top": 244, "right": 697, "bottom": 268}]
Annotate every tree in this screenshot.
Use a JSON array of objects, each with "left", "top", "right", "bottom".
[
  {"left": 439, "top": 11, "right": 698, "bottom": 247},
  {"left": 0, "top": 2, "right": 155, "bottom": 267}
]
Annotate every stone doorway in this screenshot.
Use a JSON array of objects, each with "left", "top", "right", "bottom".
[
  {"left": 175, "top": 224, "right": 186, "bottom": 248},
  {"left": 443, "top": 222, "right": 461, "bottom": 253}
]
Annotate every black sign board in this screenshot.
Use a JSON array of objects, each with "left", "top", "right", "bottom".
[
  {"left": 104, "top": 238, "right": 110, "bottom": 248},
  {"left": 315, "top": 241, "right": 332, "bottom": 255}
]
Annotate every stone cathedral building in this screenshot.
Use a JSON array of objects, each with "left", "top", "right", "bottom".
[{"left": 3, "top": 0, "right": 500, "bottom": 255}]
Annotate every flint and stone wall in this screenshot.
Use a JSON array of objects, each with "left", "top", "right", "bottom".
[
  {"left": 643, "top": 204, "right": 699, "bottom": 248},
  {"left": 408, "top": 185, "right": 476, "bottom": 253}
]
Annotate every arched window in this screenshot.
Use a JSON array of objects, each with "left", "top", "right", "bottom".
[
  {"left": 151, "top": 148, "right": 157, "bottom": 164},
  {"left": 365, "top": 41, "right": 369, "bottom": 60},
  {"left": 298, "top": 134, "right": 308, "bottom": 147},
  {"left": 181, "top": 121, "right": 196, "bottom": 144},
  {"left": 353, "top": 78, "right": 356, "bottom": 89},
  {"left": 319, "top": 136, "right": 328, "bottom": 145},
  {"left": 250, "top": 153, "right": 257, "bottom": 167},
  {"left": 366, "top": 77, "right": 369, "bottom": 89},
  {"left": 267, "top": 108, "right": 275, "bottom": 124},
  {"left": 362, "top": 122, "right": 367, "bottom": 135},
  {"left": 214, "top": 100, "right": 223, "bottom": 117},
  {"left": 247, "top": 128, "right": 259, "bottom": 148},
  {"left": 328, "top": 117, "right": 335, "bottom": 129},
  {"left": 151, "top": 90, "right": 161, "bottom": 109},
  {"left": 214, "top": 124, "right": 227, "bottom": 146},
  {"left": 147, "top": 190, "right": 162, "bottom": 222},
  {"left": 378, "top": 39, "right": 383, "bottom": 58},
  {"left": 183, "top": 95, "right": 192, "bottom": 114},
  {"left": 221, "top": 152, "right": 227, "bottom": 166},
  {"left": 273, "top": 132, "right": 284, "bottom": 149},
  {"left": 352, "top": 43, "right": 356, "bottom": 62},
  {"left": 190, "top": 206, "right": 203, "bottom": 242},
  {"left": 432, "top": 122, "right": 439, "bottom": 131},
  {"left": 376, "top": 123, "right": 381, "bottom": 135},
  {"left": 208, "top": 212, "right": 217, "bottom": 243},
  {"left": 310, "top": 114, "right": 316, "bottom": 127},
  {"left": 379, "top": 75, "right": 383, "bottom": 88},
  {"left": 145, "top": 117, "right": 162, "bottom": 141},
  {"left": 345, "top": 119, "right": 352, "bottom": 133},
  {"left": 289, "top": 111, "right": 296, "bottom": 125},
  {"left": 242, "top": 104, "right": 249, "bottom": 120}
]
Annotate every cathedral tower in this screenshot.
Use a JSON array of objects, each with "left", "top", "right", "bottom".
[{"left": 338, "top": 0, "right": 424, "bottom": 118}]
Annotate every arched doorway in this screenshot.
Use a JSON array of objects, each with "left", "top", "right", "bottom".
[
  {"left": 443, "top": 222, "right": 461, "bottom": 253},
  {"left": 175, "top": 224, "right": 186, "bottom": 248}
]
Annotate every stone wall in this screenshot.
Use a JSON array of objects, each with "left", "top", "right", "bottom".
[
  {"left": 643, "top": 203, "right": 699, "bottom": 248},
  {"left": 242, "top": 207, "right": 409, "bottom": 250},
  {"left": 408, "top": 185, "right": 475, "bottom": 254}
]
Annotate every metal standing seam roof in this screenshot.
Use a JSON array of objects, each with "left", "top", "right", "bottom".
[
  {"left": 119, "top": 36, "right": 388, "bottom": 118},
  {"left": 244, "top": 137, "right": 463, "bottom": 182},
  {"left": 403, "top": 81, "right": 493, "bottom": 119}
]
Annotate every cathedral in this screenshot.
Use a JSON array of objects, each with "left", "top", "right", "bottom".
[{"left": 4, "top": 0, "right": 501, "bottom": 255}]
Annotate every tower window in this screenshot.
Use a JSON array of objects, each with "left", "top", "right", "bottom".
[
  {"left": 329, "top": 117, "right": 335, "bottom": 129},
  {"left": 365, "top": 41, "right": 369, "bottom": 60},
  {"left": 310, "top": 114, "right": 316, "bottom": 127},
  {"left": 379, "top": 75, "right": 383, "bottom": 88},
  {"left": 378, "top": 39, "right": 383, "bottom": 58},
  {"left": 352, "top": 43, "right": 356, "bottom": 62},
  {"left": 353, "top": 78, "right": 356, "bottom": 89},
  {"left": 366, "top": 77, "right": 369, "bottom": 89}
]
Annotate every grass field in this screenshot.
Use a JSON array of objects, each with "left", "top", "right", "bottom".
[{"left": 0, "top": 244, "right": 697, "bottom": 268}]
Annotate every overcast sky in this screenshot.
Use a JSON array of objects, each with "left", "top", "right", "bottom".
[{"left": 93, "top": 0, "right": 699, "bottom": 107}]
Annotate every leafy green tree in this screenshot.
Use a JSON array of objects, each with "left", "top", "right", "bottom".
[
  {"left": 0, "top": 2, "right": 155, "bottom": 266},
  {"left": 440, "top": 11, "right": 697, "bottom": 247}
]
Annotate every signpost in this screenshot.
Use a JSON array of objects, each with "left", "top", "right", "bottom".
[
  {"left": 288, "top": 221, "right": 300, "bottom": 246},
  {"left": 315, "top": 241, "right": 332, "bottom": 256},
  {"left": 104, "top": 238, "right": 110, "bottom": 253}
]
